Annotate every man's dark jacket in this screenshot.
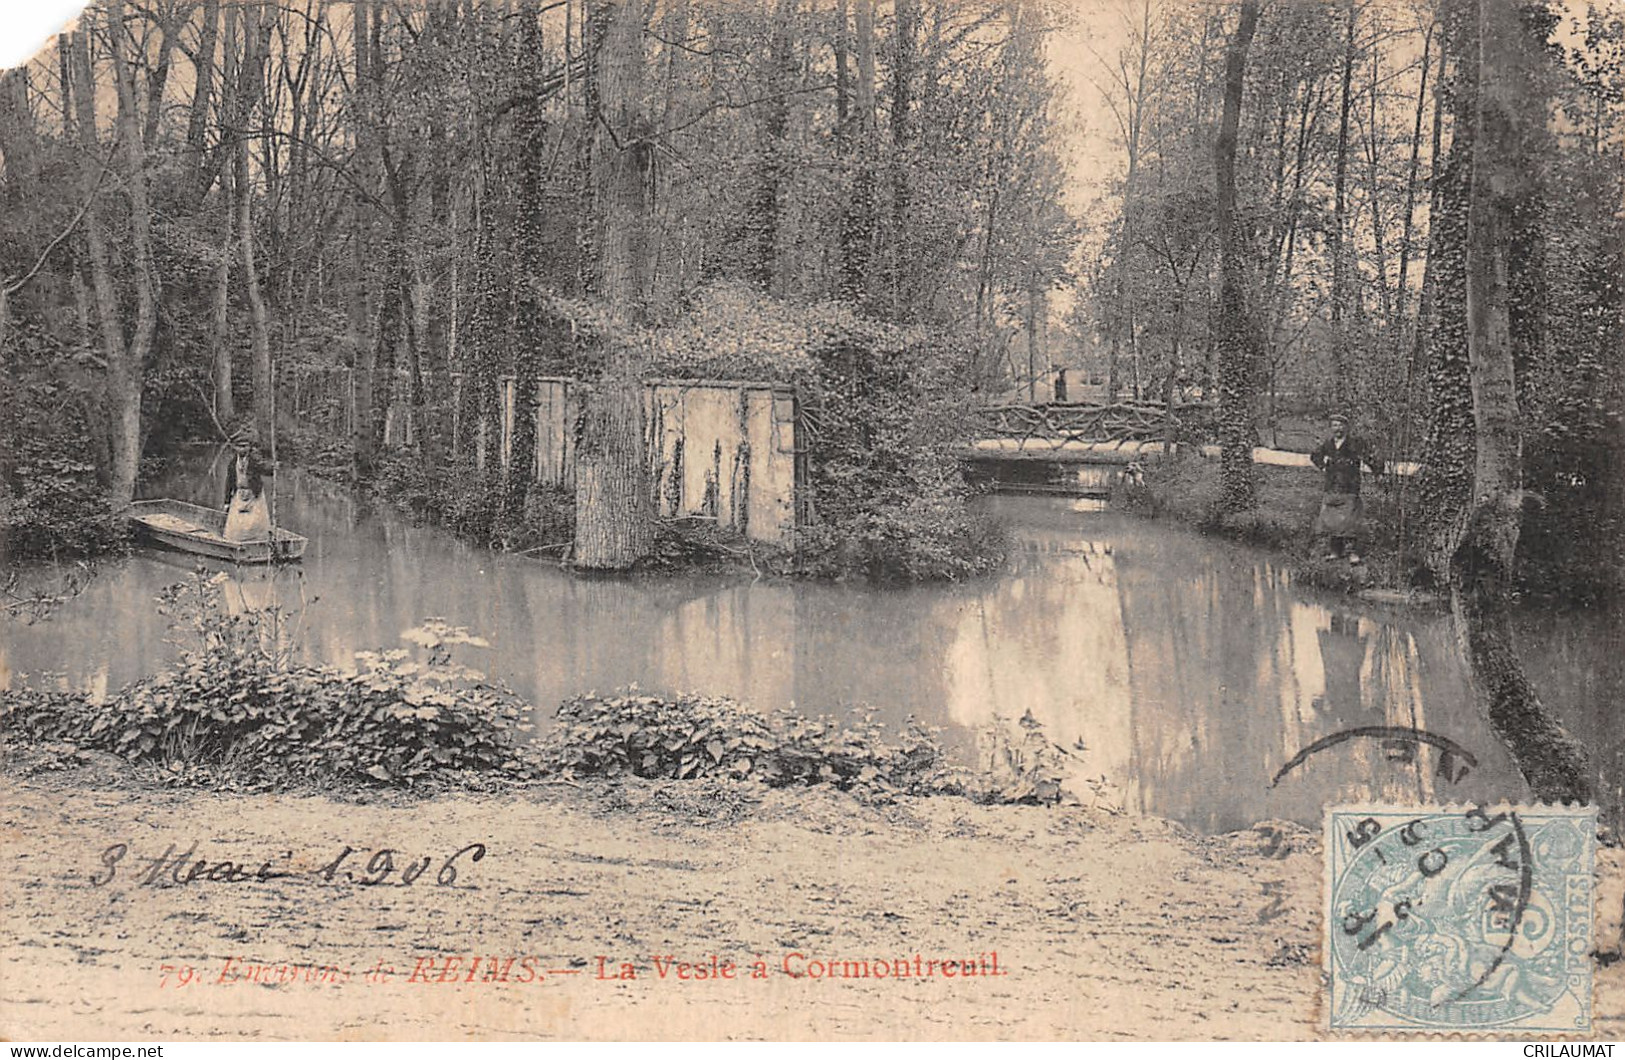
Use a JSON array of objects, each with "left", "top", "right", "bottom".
[{"left": 1310, "top": 435, "right": 1382, "bottom": 495}]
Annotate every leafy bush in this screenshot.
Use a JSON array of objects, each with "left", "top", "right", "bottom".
[
  {"left": 535, "top": 690, "right": 1106, "bottom": 807},
  {"left": 371, "top": 450, "right": 492, "bottom": 537},
  {"left": 976, "top": 710, "right": 1074, "bottom": 806},
  {"left": 369, "top": 450, "right": 574, "bottom": 554},
  {"left": 1, "top": 574, "right": 536, "bottom": 789},
  {"left": 794, "top": 478, "right": 1006, "bottom": 582},
  {"left": 648, "top": 284, "right": 1007, "bottom": 582},
  {"left": 4, "top": 572, "right": 1109, "bottom": 808},
  {"left": 521, "top": 482, "right": 576, "bottom": 549},
  {"left": 1, "top": 454, "right": 127, "bottom": 559},
  {"left": 537, "top": 690, "right": 957, "bottom": 802},
  {"left": 1, "top": 376, "right": 128, "bottom": 561}
]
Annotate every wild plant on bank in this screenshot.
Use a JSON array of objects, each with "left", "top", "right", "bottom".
[
  {"left": 535, "top": 690, "right": 1103, "bottom": 807},
  {"left": 3, "top": 573, "right": 1107, "bottom": 807},
  {"left": 2, "top": 571, "right": 535, "bottom": 789},
  {"left": 536, "top": 690, "right": 958, "bottom": 803}
]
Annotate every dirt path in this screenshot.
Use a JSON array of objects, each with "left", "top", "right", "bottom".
[{"left": 2, "top": 771, "right": 1620, "bottom": 1041}]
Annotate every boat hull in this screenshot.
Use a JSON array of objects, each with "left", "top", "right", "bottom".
[{"left": 130, "top": 499, "right": 306, "bottom": 564}]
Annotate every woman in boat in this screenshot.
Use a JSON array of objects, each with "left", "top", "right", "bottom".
[{"left": 222, "top": 424, "right": 273, "bottom": 543}]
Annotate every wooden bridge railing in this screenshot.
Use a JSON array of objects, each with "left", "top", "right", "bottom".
[{"left": 972, "top": 400, "right": 1218, "bottom": 446}]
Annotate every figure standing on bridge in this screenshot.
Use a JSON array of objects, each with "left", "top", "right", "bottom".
[{"left": 1310, "top": 414, "right": 1383, "bottom": 565}]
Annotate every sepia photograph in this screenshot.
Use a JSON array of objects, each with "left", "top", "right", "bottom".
[{"left": 0, "top": 0, "right": 1620, "bottom": 1042}]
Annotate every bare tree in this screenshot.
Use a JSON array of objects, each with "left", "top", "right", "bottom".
[
  {"left": 1087, "top": 0, "right": 1159, "bottom": 402},
  {"left": 239, "top": 2, "right": 274, "bottom": 444},
  {"left": 69, "top": 6, "right": 158, "bottom": 511},
  {"left": 1215, "top": 0, "right": 1261, "bottom": 512},
  {"left": 1451, "top": 0, "right": 1590, "bottom": 804},
  {"left": 573, "top": 0, "right": 655, "bottom": 570}
]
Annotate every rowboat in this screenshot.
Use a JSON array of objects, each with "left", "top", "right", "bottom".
[{"left": 130, "top": 498, "right": 307, "bottom": 564}]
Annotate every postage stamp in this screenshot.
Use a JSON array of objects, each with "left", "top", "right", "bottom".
[{"left": 1325, "top": 803, "right": 1597, "bottom": 1035}]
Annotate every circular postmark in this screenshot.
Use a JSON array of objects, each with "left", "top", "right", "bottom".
[
  {"left": 1328, "top": 807, "right": 1574, "bottom": 1029},
  {"left": 1271, "top": 726, "right": 1479, "bottom": 790}
]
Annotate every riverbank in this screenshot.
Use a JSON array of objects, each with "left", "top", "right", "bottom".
[
  {"left": 1134, "top": 454, "right": 1418, "bottom": 596},
  {"left": 2, "top": 762, "right": 1620, "bottom": 1041},
  {"left": 325, "top": 446, "right": 1008, "bottom": 583}
]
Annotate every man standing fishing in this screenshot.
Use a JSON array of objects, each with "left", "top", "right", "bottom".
[{"left": 1310, "top": 413, "right": 1383, "bottom": 564}]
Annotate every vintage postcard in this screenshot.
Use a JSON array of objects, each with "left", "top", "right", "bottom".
[{"left": 1, "top": 0, "right": 1621, "bottom": 1044}]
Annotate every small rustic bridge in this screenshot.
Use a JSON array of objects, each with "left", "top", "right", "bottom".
[
  {"left": 971, "top": 400, "right": 1216, "bottom": 453},
  {"left": 962, "top": 400, "right": 1212, "bottom": 497},
  {"left": 963, "top": 399, "right": 1416, "bottom": 497}
]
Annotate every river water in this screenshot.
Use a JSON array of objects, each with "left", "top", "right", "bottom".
[{"left": 3, "top": 456, "right": 1620, "bottom": 834}]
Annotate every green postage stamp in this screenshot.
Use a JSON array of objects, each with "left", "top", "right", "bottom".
[{"left": 1325, "top": 804, "right": 1597, "bottom": 1034}]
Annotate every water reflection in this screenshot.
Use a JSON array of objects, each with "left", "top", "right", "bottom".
[
  {"left": 2, "top": 468, "right": 1617, "bottom": 835},
  {"left": 937, "top": 510, "right": 1533, "bottom": 832}
]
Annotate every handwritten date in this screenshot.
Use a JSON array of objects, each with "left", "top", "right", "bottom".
[{"left": 91, "top": 841, "right": 486, "bottom": 888}]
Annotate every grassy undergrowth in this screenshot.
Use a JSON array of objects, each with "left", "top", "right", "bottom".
[
  {"left": 1134, "top": 454, "right": 1420, "bottom": 594},
  {"left": 3, "top": 571, "right": 1083, "bottom": 806}
]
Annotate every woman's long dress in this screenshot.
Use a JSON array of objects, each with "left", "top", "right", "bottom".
[{"left": 222, "top": 454, "right": 272, "bottom": 542}]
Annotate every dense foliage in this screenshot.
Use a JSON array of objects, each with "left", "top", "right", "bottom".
[
  {"left": 538, "top": 691, "right": 954, "bottom": 802},
  {"left": 353, "top": 283, "right": 1006, "bottom": 580},
  {"left": 0, "top": 0, "right": 1071, "bottom": 573},
  {"left": 538, "top": 690, "right": 1080, "bottom": 806},
  {"left": 1, "top": 575, "right": 535, "bottom": 789},
  {"left": 0, "top": 377, "right": 127, "bottom": 561},
  {"left": 4, "top": 572, "right": 1084, "bottom": 805},
  {"left": 364, "top": 449, "right": 577, "bottom": 556},
  {"left": 652, "top": 284, "right": 1007, "bottom": 581},
  {"left": 1076, "top": 0, "right": 1624, "bottom": 602}
]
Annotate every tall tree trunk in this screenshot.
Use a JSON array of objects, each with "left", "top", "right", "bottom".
[
  {"left": 573, "top": 0, "right": 654, "bottom": 570},
  {"left": 651, "top": 0, "right": 690, "bottom": 299},
  {"left": 1395, "top": 25, "right": 1432, "bottom": 331},
  {"left": 1421, "top": 5, "right": 1478, "bottom": 569},
  {"left": 833, "top": 0, "right": 850, "bottom": 129},
  {"left": 0, "top": 69, "right": 33, "bottom": 374},
  {"left": 840, "top": 0, "right": 877, "bottom": 303},
  {"left": 1364, "top": 42, "right": 1392, "bottom": 332},
  {"left": 752, "top": 0, "right": 796, "bottom": 294},
  {"left": 889, "top": 0, "right": 918, "bottom": 319},
  {"left": 142, "top": 8, "right": 180, "bottom": 149},
  {"left": 211, "top": 1, "right": 242, "bottom": 424},
  {"left": 1161, "top": 263, "right": 1189, "bottom": 443},
  {"left": 111, "top": 1, "right": 159, "bottom": 479},
  {"left": 0, "top": 69, "right": 39, "bottom": 207},
  {"left": 0, "top": 70, "right": 35, "bottom": 361},
  {"left": 73, "top": 7, "right": 156, "bottom": 511},
  {"left": 1329, "top": 0, "right": 1356, "bottom": 408},
  {"left": 1215, "top": 1, "right": 1261, "bottom": 512},
  {"left": 214, "top": 165, "right": 235, "bottom": 423},
  {"left": 239, "top": 3, "right": 273, "bottom": 445},
  {"left": 1411, "top": 50, "right": 1445, "bottom": 373},
  {"left": 350, "top": 0, "right": 378, "bottom": 471},
  {"left": 1395, "top": 39, "right": 1445, "bottom": 571},
  {"left": 1109, "top": 0, "right": 1154, "bottom": 403},
  {"left": 187, "top": 0, "right": 221, "bottom": 196},
  {"left": 1451, "top": 0, "right": 1590, "bottom": 805}
]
